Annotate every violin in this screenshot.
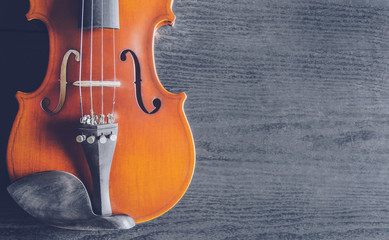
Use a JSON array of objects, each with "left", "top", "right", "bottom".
[{"left": 7, "top": 0, "right": 195, "bottom": 224}]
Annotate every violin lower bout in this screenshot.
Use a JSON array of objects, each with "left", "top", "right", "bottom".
[{"left": 7, "top": 88, "right": 195, "bottom": 223}]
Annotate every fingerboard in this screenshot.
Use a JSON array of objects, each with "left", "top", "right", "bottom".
[{"left": 81, "top": 0, "right": 119, "bottom": 29}]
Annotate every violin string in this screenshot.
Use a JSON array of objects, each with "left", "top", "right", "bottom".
[
  {"left": 89, "top": 0, "right": 94, "bottom": 118},
  {"left": 112, "top": 5, "right": 117, "bottom": 117},
  {"left": 78, "top": 0, "right": 85, "bottom": 117},
  {"left": 101, "top": 0, "right": 104, "bottom": 117}
]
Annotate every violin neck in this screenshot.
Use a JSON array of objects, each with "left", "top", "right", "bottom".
[{"left": 81, "top": 0, "right": 120, "bottom": 30}]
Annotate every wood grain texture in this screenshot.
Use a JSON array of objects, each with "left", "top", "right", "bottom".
[
  {"left": 2, "top": 0, "right": 389, "bottom": 239},
  {"left": 7, "top": 0, "right": 195, "bottom": 224}
]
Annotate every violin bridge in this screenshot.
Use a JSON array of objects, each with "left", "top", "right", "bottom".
[{"left": 72, "top": 81, "right": 121, "bottom": 87}]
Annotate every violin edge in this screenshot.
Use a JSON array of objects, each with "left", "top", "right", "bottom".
[
  {"left": 25, "top": 0, "right": 36, "bottom": 21},
  {"left": 21, "top": 0, "right": 58, "bottom": 101},
  {"left": 7, "top": 94, "right": 25, "bottom": 182},
  {"left": 144, "top": 0, "right": 182, "bottom": 101}
]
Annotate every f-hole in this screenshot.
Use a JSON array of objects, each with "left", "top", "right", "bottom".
[
  {"left": 41, "top": 49, "right": 80, "bottom": 115},
  {"left": 120, "top": 49, "right": 161, "bottom": 114}
]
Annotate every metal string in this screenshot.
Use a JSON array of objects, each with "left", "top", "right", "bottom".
[
  {"left": 78, "top": 0, "right": 85, "bottom": 117},
  {"left": 101, "top": 0, "right": 104, "bottom": 116},
  {"left": 112, "top": 7, "right": 117, "bottom": 117},
  {"left": 89, "top": 0, "right": 95, "bottom": 118}
]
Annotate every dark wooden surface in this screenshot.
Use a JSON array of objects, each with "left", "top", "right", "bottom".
[{"left": 2, "top": 0, "right": 389, "bottom": 239}]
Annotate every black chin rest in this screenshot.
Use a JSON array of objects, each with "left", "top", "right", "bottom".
[{"left": 7, "top": 170, "right": 135, "bottom": 230}]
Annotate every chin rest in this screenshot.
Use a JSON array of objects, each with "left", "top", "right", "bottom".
[{"left": 7, "top": 171, "right": 135, "bottom": 230}]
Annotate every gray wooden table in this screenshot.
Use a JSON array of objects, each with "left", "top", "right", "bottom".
[{"left": 2, "top": 0, "right": 389, "bottom": 239}]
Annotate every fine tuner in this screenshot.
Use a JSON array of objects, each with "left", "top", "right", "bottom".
[
  {"left": 76, "top": 133, "right": 117, "bottom": 144},
  {"left": 80, "top": 113, "right": 115, "bottom": 125},
  {"left": 77, "top": 112, "right": 117, "bottom": 144}
]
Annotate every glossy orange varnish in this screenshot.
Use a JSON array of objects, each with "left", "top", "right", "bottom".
[{"left": 7, "top": 0, "right": 195, "bottom": 223}]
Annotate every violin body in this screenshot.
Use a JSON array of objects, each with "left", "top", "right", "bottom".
[{"left": 7, "top": 0, "right": 195, "bottom": 223}]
